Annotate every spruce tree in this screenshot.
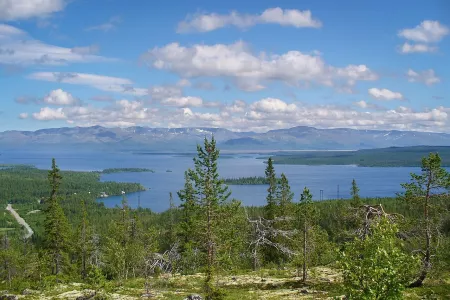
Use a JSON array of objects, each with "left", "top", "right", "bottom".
[
  {"left": 264, "top": 158, "right": 277, "bottom": 220},
  {"left": 77, "top": 199, "right": 92, "bottom": 280},
  {"left": 350, "top": 179, "right": 361, "bottom": 207},
  {"left": 277, "top": 173, "right": 294, "bottom": 217},
  {"left": 44, "top": 158, "right": 71, "bottom": 278},
  {"left": 178, "top": 170, "right": 199, "bottom": 251}
]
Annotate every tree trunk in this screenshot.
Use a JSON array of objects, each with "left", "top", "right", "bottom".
[
  {"left": 409, "top": 171, "right": 432, "bottom": 287},
  {"left": 303, "top": 220, "right": 307, "bottom": 282}
]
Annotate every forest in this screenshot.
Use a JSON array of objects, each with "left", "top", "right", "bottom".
[{"left": 0, "top": 137, "right": 449, "bottom": 299}]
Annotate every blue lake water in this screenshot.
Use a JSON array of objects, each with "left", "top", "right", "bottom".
[{"left": 0, "top": 149, "right": 421, "bottom": 212}]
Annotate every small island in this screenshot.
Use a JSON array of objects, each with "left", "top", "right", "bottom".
[
  {"left": 102, "top": 168, "right": 155, "bottom": 174},
  {"left": 223, "top": 176, "right": 281, "bottom": 185}
]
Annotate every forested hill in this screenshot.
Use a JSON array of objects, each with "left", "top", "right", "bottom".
[
  {"left": 268, "top": 146, "right": 450, "bottom": 167},
  {"left": 2, "top": 125, "right": 450, "bottom": 151}
]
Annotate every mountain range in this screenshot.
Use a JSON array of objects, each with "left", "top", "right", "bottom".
[{"left": 0, "top": 125, "right": 449, "bottom": 151}]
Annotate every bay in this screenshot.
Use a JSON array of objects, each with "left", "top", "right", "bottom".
[{"left": 0, "top": 149, "right": 421, "bottom": 212}]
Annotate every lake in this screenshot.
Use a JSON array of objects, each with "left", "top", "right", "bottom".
[{"left": 0, "top": 149, "right": 420, "bottom": 212}]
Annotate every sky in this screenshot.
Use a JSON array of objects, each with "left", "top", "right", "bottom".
[{"left": 0, "top": 0, "right": 449, "bottom": 133}]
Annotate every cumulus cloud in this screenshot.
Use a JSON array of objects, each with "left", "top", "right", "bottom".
[
  {"left": 399, "top": 20, "right": 449, "bottom": 43},
  {"left": 160, "top": 96, "right": 203, "bottom": 107},
  {"left": 353, "top": 100, "right": 385, "bottom": 111},
  {"left": 399, "top": 42, "right": 437, "bottom": 54},
  {"left": 177, "top": 7, "right": 321, "bottom": 33},
  {"left": 0, "top": 0, "right": 65, "bottom": 21},
  {"left": 28, "top": 72, "right": 147, "bottom": 96},
  {"left": 43, "top": 89, "right": 79, "bottom": 106},
  {"left": 25, "top": 95, "right": 450, "bottom": 133},
  {"left": 368, "top": 88, "right": 403, "bottom": 101},
  {"left": 141, "top": 41, "right": 377, "bottom": 92},
  {"left": 86, "top": 16, "right": 122, "bottom": 32},
  {"left": 406, "top": 69, "right": 440, "bottom": 86},
  {"left": 0, "top": 24, "right": 114, "bottom": 66},
  {"left": 250, "top": 98, "right": 297, "bottom": 113},
  {"left": 32, "top": 107, "right": 66, "bottom": 120},
  {"left": 397, "top": 20, "right": 449, "bottom": 54},
  {"left": 18, "top": 113, "right": 28, "bottom": 119}
]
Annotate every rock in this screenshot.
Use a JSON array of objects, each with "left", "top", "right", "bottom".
[
  {"left": 141, "top": 293, "right": 154, "bottom": 298},
  {"left": 76, "top": 292, "right": 96, "bottom": 300},
  {"left": 184, "top": 294, "right": 203, "bottom": 300},
  {"left": 0, "top": 295, "right": 18, "bottom": 300},
  {"left": 22, "top": 289, "right": 38, "bottom": 295}
]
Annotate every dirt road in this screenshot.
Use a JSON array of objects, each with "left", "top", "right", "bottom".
[{"left": 6, "top": 204, "right": 34, "bottom": 239}]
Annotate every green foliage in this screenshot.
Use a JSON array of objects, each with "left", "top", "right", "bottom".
[
  {"left": 44, "top": 158, "right": 72, "bottom": 277},
  {"left": 350, "top": 179, "right": 361, "bottom": 207},
  {"left": 223, "top": 176, "right": 281, "bottom": 185},
  {"left": 264, "top": 158, "right": 277, "bottom": 220},
  {"left": 400, "top": 152, "right": 450, "bottom": 286},
  {"left": 277, "top": 173, "right": 294, "bottom": 218},
  {"left": 340, "top": 217, "right": 419, "bottom": 299}
]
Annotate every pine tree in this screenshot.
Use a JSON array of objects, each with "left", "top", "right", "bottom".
[
  {"left": 185, "top": 136, "right": 232, "bottom": 299},
  {"left": 297, "top": 187, "right": 317, "bottom": 282},
  {"left": 178, "top": 170, "right": 199, "bottom": 250},
  {"left": 350, "top": 179, "right": 361, "bottom": 207},
  {"left": 277, "top": 173, "right": 294, "bottom": 217},
  {"left": 44, "top": 158, "right": 71, "bottom": 278},
  {"left": 77, "top": 199, "right": 92, "bottom": 280},
  {"left": 264, "top": 158, "right": 277, "bottom": 220},
  {"left": 401, "top": 152, "right": 450, "bottom": 287},
  {"left": 0, "top": 233, "right": 20, "bottom": 288},
  {"left": 167, "top": 192, "right": 177, "bottom": 247}
]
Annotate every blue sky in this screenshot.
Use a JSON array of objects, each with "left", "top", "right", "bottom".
[{"left": 0, "top": 0, "right": 449, "bottom": 132}]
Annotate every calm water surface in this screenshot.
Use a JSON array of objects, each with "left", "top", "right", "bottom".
[{"left": 0, "top": 149, "right": 421, "bottom": 212}]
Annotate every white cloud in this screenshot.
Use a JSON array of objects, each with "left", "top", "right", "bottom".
[
  {"left": 141, "top": 41, "right": 377, "bottom": 92},
  {"left": 26, "top": 96, "right": 450, "bottom": 133},
  {"left": 399, "top": 42, "right": 437, "bottom": 54},
  {"left": 368, "top": 88, "right": 403, "bottom": 101},
  {"left": 0, "top": 25, "right": 113, "bottom": 66},
  {"left": 399, "top": 20, "right": 449, "bottom": 43},
  {"left": 28, "top": 72, "right": 147, "bottom": 96},
  {"left": 149, "top": 85, "right": 182, "bottom": 100},
  {"left": 86, "top": 16, "right": 122, "bottom": 32},
  {"left": 18, "top": 112, "right": 28, "bottom": 119},
  {"left": 177, "top": 7, "right": 321, "bottom": 33},
  {"left": 71, "top": 45, "right": 100, "bottom": 55},
  {"left": 406, "top": 69, "right": 440, "bottom": 86},
  {"left": 32, "top": 107, "right": 66, "bottom": 120},
  {"left": 43, "top": 89, "right": 79, "bottom": 106},
  {"left": 354, "top": 100, "right": 369, "bottom": 108},
  {"left": 353, "top": 100, "right": 385, "bottom": 111},
  {"left": 161, "top": 96, "right": 203, "bottom": 107},
  {"left": 0, "top": 0, "right": 65, "bottom": 21},
  {"left": 259, "top": 7, "right": 322, "bottom": 28},
  {"left": 250, "top": 98, "right": 297, "bottom": 113}
]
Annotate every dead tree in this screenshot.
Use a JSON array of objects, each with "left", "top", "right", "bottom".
[{"left": 246, "top": 209, "right": 296, "bottom": 270}]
